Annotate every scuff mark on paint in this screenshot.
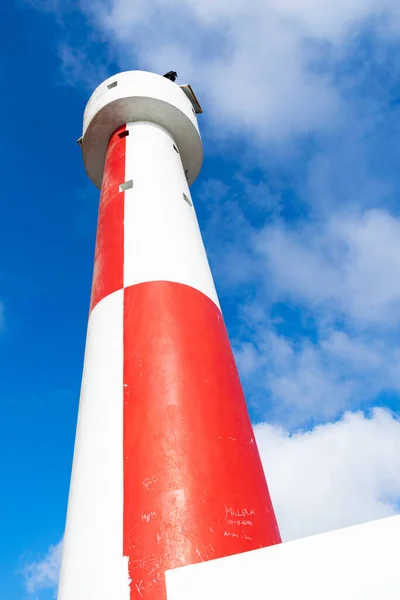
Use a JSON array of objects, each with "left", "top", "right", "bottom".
[{"left": 142, "top": 476, "right": 157, "bottom": 491}]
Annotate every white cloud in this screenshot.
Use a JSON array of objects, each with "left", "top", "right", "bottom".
[
  {"left": 235, "top": 319, "right": 400, "bottom": 427},
  {"left": 255, "top": 407, "right": 400, "bottom": 541},
  {"left": 27, "top": 0, "right": 400, "bottom": 142},
  {"left": 23, "top": 539, "right": 63, "bottom": 597},
  {"left": 236, "top": 330, "right": 355, "bottom": 425},
  {"left": 255, "top": 209, "right": 400, "bottom": 328},
  {"left": 200, "top": 191, "right": 400, "bottom": 426},
  {"left": 80, "top": 0, "right": 340, "bottom": 139}
]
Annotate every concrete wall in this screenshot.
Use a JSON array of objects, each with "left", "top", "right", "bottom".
[{"left": 166, "top": 515, "right": 400, "bottom": 599}]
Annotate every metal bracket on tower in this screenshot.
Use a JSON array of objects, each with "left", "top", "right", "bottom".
[{"left": 180, "top": 84, "right": 203, "bottom": 114}]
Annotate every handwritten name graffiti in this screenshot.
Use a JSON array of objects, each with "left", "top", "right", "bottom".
[
  {"left": 225, "top": 506, "right": 256, "bottom": 519},
  {"left": 224, "top": 531, "right": 253, "bottom": 541},
  {"left": 227, "top": 519, "right": 253, "bottom": 527},
  {"left": 134, "top": 571, "right": 163, "bottom": 598},
  {"left": 141, "top": 511, "right": 156, "bottom": 523}
]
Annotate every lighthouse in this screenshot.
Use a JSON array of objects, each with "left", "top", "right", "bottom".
[{"left": 58, "top": 70, "right": 281, "bottom": 600}]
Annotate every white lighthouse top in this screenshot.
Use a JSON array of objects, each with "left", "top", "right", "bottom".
[{"left": 82, "top": 70, "right": 203, "bottom": 189}]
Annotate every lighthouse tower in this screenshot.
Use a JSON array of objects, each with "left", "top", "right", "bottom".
[{"left": 58, "top": 70, "right": 281, "bottom": 600}]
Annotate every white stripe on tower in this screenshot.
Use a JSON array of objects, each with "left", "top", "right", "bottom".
[
  {"left": 58, "top": 123, "right": 128, "bottom": 599},
  {"left": 123, "top": 120, "right": 219, "bottom": 306},
  {"left": 58, "top": 290, "right": 129, "bottom": 599}
]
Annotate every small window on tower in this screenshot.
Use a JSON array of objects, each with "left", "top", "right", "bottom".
[
  {"left": 118, "top": 130, "right": 129, "bottom": 138},
  {"left": 173, "top": 144, "right": 179, "bottom": 154},
  {"left": 107, "top": 81, "right": 118, "bottom": 90},
  {"left": 120, "top": 180, "right": 133, "bottom": 192}
]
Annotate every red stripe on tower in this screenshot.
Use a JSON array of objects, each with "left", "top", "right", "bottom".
[
  {"left": 90, "top": 124, "right": 126, "bottom": 313},
  {"left": 123, "top": 281, "right": 280, "bottom": 600}
]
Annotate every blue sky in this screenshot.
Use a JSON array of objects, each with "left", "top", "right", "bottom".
[{"left": 2, "top": 0, "right": 400, "bottom": 598}]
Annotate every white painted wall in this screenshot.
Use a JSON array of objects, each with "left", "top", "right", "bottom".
[
  {"left": 58, "top": 290, "right": 130, "bottom": 600},
  {"left": 123, "top": 121, "right": 220, "bottom": 308},
  {"left": 166, "top": 516, "right": 400, "bottom": 599}
]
